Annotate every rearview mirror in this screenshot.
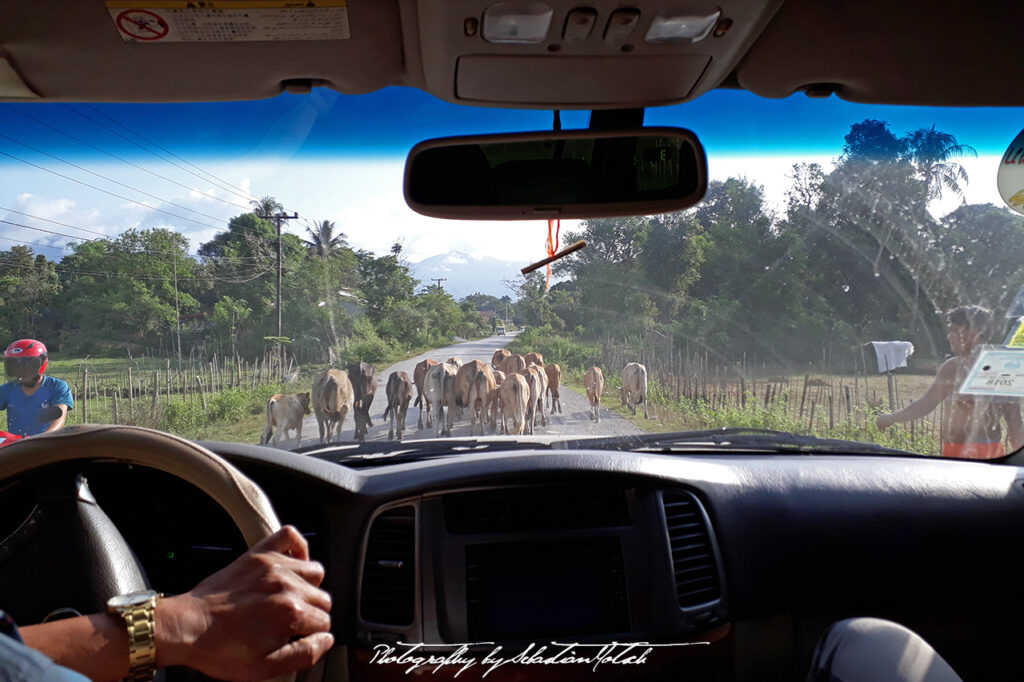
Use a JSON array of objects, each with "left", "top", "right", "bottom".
[{"left": 404, "top": 127, "right": 707, "bottom": 220}]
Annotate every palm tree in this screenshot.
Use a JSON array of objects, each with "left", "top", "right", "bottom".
[
  {"left": 904, "top": 125, "right": 977, "bottom": 203},
  {"left": 303, "top": 219, "right": 348, "bottom": 258},
  {"left": 250, "top": 195, "right": 283, "bottom": 219}
]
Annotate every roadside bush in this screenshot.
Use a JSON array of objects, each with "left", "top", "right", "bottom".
[{"left": 507, "top": 326, "right": 601, "bottom": 371}]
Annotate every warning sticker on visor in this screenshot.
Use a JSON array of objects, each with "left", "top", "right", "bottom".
[{"left": 106, "top": 1, "right": 350, "bottom": 43}]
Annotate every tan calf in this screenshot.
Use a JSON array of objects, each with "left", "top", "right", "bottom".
[
  {"left": 413, "top": 358, "right": 439, "bottom": 429},
  {"left": 499, "top": 373, "right": 530, "bottom": 435},
  {"left": 260, "top": 392, "right": 311, "bottom": 448},
  {"left": 544, "top": 363, "right": 562, "bottom": 414},
  {"left": 584, "top": 366, "right": 604, "bottom": 423}
]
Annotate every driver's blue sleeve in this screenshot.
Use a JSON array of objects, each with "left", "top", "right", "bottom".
[
  {"left": 0, "top": 611, "right": 89, "bottom": 682},
  {"left": 0, "top": 382, "right": 10, "bottom": 410}
]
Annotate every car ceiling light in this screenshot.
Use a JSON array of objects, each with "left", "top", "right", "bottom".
[
  {"left": 482, "top": 3, "right": 554, "bottom": 44},
  {"left": 563, "top": 8, "right": 598, "bottom": 41},
  {"left": 604, "top": 8, "right": 641, "bottom": 42},
  {"left": 645, "top": 7, "right": 722, "bottom": 43}
]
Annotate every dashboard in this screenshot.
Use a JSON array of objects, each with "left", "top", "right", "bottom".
[{"left": 9, "top": 443, "right": 1024, "bottom": 680}]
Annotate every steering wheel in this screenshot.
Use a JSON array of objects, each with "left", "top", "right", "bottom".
[{"left": 0, "top": 424, "right": 293, "bottom": 681}]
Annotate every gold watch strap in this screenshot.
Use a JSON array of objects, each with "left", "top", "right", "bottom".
[{"left": 120, "top": 595, "right": 159, "bottom": 681}]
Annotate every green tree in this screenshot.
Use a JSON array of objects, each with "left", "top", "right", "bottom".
[
  {"left": 303, "top": 219, "right": 348, "bottom": 258},
  {"left": 60, "top": 229, "right": 200, "bottom": 351},
  {"left": 0, "top": 247, "right": 60, "bottom": 341},
  {"left": 213, "top": 296, "right": 251, "bottom": 361},
  {"left": 904, "top": 125, "right": 977, "bottom": 203}
]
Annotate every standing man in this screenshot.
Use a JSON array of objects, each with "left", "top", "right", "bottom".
[
  {"left": 0, "top": 339, "right": 73, "bottom": 437},
  {"left": 877, "top": 306, "right": 1024, "bottom": 459}
]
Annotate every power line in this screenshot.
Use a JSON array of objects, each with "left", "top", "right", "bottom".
[
  {"left": 0, "top": 148, "right": 230, "bottom": 232},
  {"left": 0, "top": 131, "right": 240, "bottom": 226},
  {"left": 81, "top": 104, "right": 261, "bottom": 204},
  {"left": 0, "top": 254, "right": 274, "bottom": 283},
  {"left": 0, "top": 206, "right": 282, "bottom": 260},
  {"left": 1, "top": 104, "right": 254, "bottom": 212}
]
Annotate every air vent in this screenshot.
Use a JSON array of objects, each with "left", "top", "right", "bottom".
[
  {"left": 661, "top": 492, "right": 721, "bottom": 607},
  {"left": 360, "top": 505, "right": 415, "bottom": 625}
]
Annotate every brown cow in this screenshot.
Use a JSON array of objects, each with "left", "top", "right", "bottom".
[
  {"left": 584, "top": 366, "right": 604, "bottom": 422},
  {"left": 446, "top": 356, "right": 463, "bottom": 368},
  {"left": 467, "top": 368, "right": 497, "bottom": 435},
  {"left": 311, "top": 369, "right": 353, "bottom": 444},
  {"left": 544, "top": 363, "right": 562, "bottom": 414},
  {"left": 500, "top": 353, "right": 527, "bottom": 376},
  {"left": 455, "top": 360, "right": 495, "bottom": 413},
  {"left": 499, "top": 373, "right": 529, "bottom": 435},
  {"left": 493, "top": 370, "right": 505, "bottom": 386},
  {"left": 383, "top": 371, "right": 414, "bottom": 441},
  {"left": 348, "top": 362, "right": 377, "bottom": 441},
  {"left": 524, "top": 364, "right": 548, "bottom": 434},
  {"left": 491, "top": 348, "right": 511, "bottom": 370},
  {"left": 260, "top": 392, "right": 311, "bottom": 448},
  {"left": 524, "top": 352, "right": 544, "bottom": 368},
  {"left": 413, "top": 358, "right": 439, "bottom": 429}
]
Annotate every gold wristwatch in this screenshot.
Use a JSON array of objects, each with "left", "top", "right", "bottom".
[{"left": 107, "top": 589, "right": 162, "bottom": 681}]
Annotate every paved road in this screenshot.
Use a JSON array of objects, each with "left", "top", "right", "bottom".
[{"left": 270, "top": 333, "right": 643, "bottom": 449}]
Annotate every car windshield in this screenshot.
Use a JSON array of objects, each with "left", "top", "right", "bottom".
[{"left": 3, "top": 89, "right": 1024, "bottom": 458}]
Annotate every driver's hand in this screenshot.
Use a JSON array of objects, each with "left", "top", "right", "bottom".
[
  {"left": 157, "top": 525, "right": 334, "bottom": 680},
  {"left": 876, "top": 413, "right": 895, "bottom": 430}
]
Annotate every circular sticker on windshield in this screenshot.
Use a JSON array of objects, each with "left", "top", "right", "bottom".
[{"left": 998, "top": 127, "right": 1024, "bottom": 216}]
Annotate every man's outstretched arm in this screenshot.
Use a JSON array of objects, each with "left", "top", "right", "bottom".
[
  {"left": 877, "top": 359, "right": 957, "bottom": 429},
  {"left": 21, "top": 526, "right": 333, "bottom": 682}
]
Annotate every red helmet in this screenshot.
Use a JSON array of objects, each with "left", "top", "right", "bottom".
[{"left": 4, "top": 339, "right": 48, "bottom": 383}]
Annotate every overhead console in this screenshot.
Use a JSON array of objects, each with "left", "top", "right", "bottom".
[
  {"left": 412, "top": 0, "right": 784, "bottom": 108},
  {"left": 354, "top": 483, "right": 729, "bottom": 652}
]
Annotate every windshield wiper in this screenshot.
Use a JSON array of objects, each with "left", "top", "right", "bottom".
[
  {"left": 558, "top": 428, "right": 918, "bottom": 456},
  {"left": 299, "top": 438, "right": 548, "bottom": 467}
]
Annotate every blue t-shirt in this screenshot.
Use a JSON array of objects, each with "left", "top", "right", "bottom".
[{"left": 0, "top": 377, "right": 74, "bottom": 437}]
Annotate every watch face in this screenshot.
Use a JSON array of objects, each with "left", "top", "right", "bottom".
[{"left": 107, "top": 590, "right": 160, "bottom": 609}]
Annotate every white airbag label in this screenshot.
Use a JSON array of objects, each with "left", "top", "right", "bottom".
[{"left": 106, "top": 1, "right": 350, "bottom": 42}]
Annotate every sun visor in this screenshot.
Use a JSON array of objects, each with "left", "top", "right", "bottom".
[
  {"left": 456, "top": 54, "right": 710, "bottom": 106},
  {"left": 0, "top": 55, "right": 38, "bottom": 98}
]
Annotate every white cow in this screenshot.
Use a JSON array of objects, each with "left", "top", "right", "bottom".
[
  {"left": 424, "top": 361, "right": 460, "bottom": 436},
  {"left": 620, "top": 362, "right": 650, "bottom": 419}
]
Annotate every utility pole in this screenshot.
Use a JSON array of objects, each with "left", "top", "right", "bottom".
[
  {"left": 274, "top": 211, "right": 298, "bottom": 371},
  {"left": 430, "top": 277, "right": 447, "bottom": 291},
  {"left": 172, "top": 248, "right": 182, "bottom": 369}
]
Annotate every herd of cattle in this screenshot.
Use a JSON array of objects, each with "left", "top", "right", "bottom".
[{"left": 259, "top": 351, "right": 651, "bottom": 448}]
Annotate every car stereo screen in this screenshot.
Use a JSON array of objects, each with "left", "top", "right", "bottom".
[{"left": 466, "top": 538, "right": 629, "bottom": 640}]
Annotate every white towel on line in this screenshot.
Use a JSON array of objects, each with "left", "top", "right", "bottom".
[{"left": 869, "top": 341, "right": 915, "bottom": 373}]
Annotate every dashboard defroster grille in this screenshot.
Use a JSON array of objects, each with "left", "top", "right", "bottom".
[
  {"left": 360, "top": 505, "right": 415, "bottom": 625},
  {"left": 661, "top": 492, "right": 721, "bottom": 607}
]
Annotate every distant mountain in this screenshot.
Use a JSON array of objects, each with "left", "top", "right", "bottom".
[{"left": 410, "top": 251, "right": 522, "bottom": 299}]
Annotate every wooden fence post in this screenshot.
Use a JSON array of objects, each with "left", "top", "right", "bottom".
[
  {"left": 82, "top": 368, "right": 89, "bottom": 424},
  {"left": 151, "top": 371, "right": 159, "bottom": 423},
  {"left": 127, "top": 366, "right": 135, "bottom": 424}
]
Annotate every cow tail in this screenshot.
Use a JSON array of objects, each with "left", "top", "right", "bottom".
[
  {"left": 383, "top": 402, "right": 392, "bottom": 420},
  {"left": 414, "top": 393, "right": 422, "bottom": 408},
  {"left": 260, "top": 397, "right": 275, "bottom": 445}
]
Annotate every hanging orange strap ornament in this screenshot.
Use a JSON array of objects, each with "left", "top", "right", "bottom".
[{"left": 544, "top": 218, "right": 560, "bottom": 291}]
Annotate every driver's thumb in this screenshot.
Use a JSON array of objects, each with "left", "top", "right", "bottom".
[{"left": 254, "top": 525, "right": 310, "bottom": 560}]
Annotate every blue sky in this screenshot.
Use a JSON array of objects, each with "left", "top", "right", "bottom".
[{"left": 1, "top": 86, "right": 1022, "bottom": 271}]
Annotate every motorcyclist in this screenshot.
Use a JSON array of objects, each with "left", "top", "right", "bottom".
[{"left": 0, "top": 339, "right": 73, "bottom": 437}]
